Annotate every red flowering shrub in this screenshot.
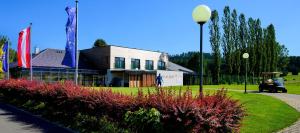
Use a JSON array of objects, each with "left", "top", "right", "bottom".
[{"left": 0, "top": 79, "right": 245, "bottom": 133}]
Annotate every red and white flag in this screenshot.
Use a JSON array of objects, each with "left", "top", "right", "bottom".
[{"left": 17, "top": 27, "right": 31, "bottom": 68}]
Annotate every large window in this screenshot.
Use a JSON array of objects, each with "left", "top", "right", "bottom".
[
  {"left": 131, "top": 58, "right": 140, "bottom": 70},
  {"left": 115, "top": 57, "right": 125, "bottom": 69},
  {"left": 158, "top": 60, "right": 166, "bottom": 70},
  {"left": 145, "top": 60, "right": 154, "bottom": 70}
]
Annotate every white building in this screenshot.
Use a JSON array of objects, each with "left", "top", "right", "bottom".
[{"left": 80, "top": 45, "right": 194, "bottom": 87}]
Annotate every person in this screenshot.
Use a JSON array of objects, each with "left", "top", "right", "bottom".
[{"left": 156, "top": 73, "right": 163, "bottom": 87}]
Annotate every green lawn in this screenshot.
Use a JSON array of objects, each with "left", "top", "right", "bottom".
[
  {"left": 100, "top": 87, "right": 300, "bottom": 133},
  {"left": 284, "top": 73, "right": 300, "bottom": 85}
]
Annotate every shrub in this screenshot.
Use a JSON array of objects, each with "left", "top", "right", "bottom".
[
  {"left": 124, "top": 108, "right": 162, "bottom": 133},
  {"left": 0, "top": 79, "right": 245, "bottom": 133}
]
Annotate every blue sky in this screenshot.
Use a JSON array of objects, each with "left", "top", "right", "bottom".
[{"left": 0, "top": 0, "right": 299, "bottom": 56}]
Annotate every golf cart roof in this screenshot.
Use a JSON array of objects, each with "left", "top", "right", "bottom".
[{"left": 261, "top": 72, "right": 282, "bottom": 75}]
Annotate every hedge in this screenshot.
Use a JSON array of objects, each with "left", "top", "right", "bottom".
[{"left": 0, "top": 79, "right": 245, "bottom": 133}]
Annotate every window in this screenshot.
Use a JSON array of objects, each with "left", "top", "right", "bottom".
[
  {"left": 158, "top": 60, "right": 166, "bottom": 70},
  {"left": 131, "top": 58, "right": 140, "bottom": 70},
  {"left": 145, "top": 60, "right": 154, "bottom": 70},
  {"left": 115, "top": 57, "right": 125, "bottom": 69}
]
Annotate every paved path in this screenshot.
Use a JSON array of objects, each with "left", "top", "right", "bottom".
[
  {"left": 261, "top": 93, "right": 300, "bottom": 133},
  {"left": 0, "top": 103, "right": 74, "bottom": 133}
]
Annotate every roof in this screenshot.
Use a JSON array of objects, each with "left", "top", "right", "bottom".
[
  {"left": 167, "top": 62, "right": 195, "bottom": 74},
  {"left": 261, "top": 72, "right": 282, "bottom": 75},
  {"left": 31, "top": 49, "right": 71, "bottom": 68}
]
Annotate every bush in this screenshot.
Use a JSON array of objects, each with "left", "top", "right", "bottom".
[
  {"left": 0, "top": 79, "right": 245, "bottom": 133},
  {"left": 124, "top": 108, "right": 162, "bottom": 133}
]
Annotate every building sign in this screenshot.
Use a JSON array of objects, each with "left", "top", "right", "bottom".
[{"left": 156, "top": 70, "right": 183, "bottom": 87}]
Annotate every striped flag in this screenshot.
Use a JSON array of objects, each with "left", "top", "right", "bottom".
[{"left": 17, "top": 27, "right": 31, "bottom": 68}]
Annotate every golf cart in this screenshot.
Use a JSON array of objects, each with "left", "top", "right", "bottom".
[{"left": 259, "top": 72, "right": 287, "bottom": 93}]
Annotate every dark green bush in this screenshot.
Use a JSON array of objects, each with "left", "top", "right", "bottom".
[{"left": 124, "top": 108, "right": 162, "bottom": 133}]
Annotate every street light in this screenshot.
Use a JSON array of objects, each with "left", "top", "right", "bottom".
[
  {"left": 192, "top": 5, "right": 211, "bottom": 98},
  {"left": 243, "top": 53, "right": 249, "bottom": 93}
]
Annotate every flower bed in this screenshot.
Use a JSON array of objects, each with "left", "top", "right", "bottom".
[{"left": 0, "top": 79, "right": 245, "bottom": 133}]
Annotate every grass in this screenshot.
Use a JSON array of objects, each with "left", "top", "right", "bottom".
[
  {"left": 229, "top": 91, "right": 299, "bottom": 133},
  {"left": 284, "top": 73, "right": 300, "bottom": 85},
  {"left": 100, "top": 86, "right": 300, "bottom": 133}
]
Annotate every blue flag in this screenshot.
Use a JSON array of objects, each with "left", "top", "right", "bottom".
[
  {"left": 1, "top": 42, "right": 8, "bottom": 72},
  {"left": 62, "top": 6, "right": 76, "bottom": 68}
]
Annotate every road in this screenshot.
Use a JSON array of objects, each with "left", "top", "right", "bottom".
[{"left": 0, "top": 103, "right": 74, "bottom": 133}]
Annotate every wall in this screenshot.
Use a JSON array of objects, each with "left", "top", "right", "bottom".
[
  {"left": 110, "top": 46, "right": 167, "bottom": 70},
  {"left": 156, "top": 70, "right": 183, "bottom": 87}
]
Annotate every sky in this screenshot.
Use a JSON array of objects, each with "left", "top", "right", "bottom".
[{"left": 0, "top": 0, "right": 299, "bottom": 56}]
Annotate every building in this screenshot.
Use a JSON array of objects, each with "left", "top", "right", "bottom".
[
  {"left": 10, "top": 49, "right": 104, "bottom": 86},
  {"left": 11, "top": 45, "right": 195, "bottom": 87}
]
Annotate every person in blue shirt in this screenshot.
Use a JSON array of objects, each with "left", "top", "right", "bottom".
[{"left": 156, "top": 73, "right": 163, "bottom": 87}]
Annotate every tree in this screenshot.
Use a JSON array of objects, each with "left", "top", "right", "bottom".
[
  {"left": 254, "top": 19, "right": 263, "bottom": 76},
  {"left": 93, "top": 39, "right": 107, "bottom": 47},
  {"left": 277, "top": 44, "right": 289, "bottom": 72},
  {"left": 262, "top": 28, "right": 269, "bottom": 72},
  {"left": 247, "top": 18, "right": 256, "bottom": 81},
  {"left": 231, "top": 9, "right": 240, "bottom": 80},
  {"left": 265, "top": 24, "right": 277, "bottom": 71},
  {"left": 222, "top": 6, "right": 233, "bottom": 76},
  {"left": 238, "top": 13, "right": 248, "bottom": 76},
  {"left": 209, "top": 10, "right": 221, "bottom": 84}
]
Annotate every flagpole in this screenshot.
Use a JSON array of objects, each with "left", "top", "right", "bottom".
[
  {"left": 30, "top": 23, "right": 33, "bottom": 81},
  {"left": 7, "top": 41, "right": 9, "bottom": 80},
  {"left": 75, "top": 0, "right": 79, "bottom": 85}
]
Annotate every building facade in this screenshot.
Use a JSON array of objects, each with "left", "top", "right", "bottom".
[{"left": 11, "top": 45, "right": 194, "bottom": 87}]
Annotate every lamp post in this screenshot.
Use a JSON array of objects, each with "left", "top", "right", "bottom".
[
  {"left": 243, "top": 53, "right": 249, "bottom": 93},
  {"left": 192, "top": 5, "right": 211, "bottom": 98}
]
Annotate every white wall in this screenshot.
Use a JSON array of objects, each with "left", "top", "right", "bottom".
[
  {"left": 110, "top": 46, "right": 167, "bottom": 70},
  {"left": 156, "top": 70, "right": 183, "bottom": 87}
]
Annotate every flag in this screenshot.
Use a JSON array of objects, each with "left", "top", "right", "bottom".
[
  {"left": 62, "top": 6, "right": 76, "bottom": 68},
  {"left": 1, "top": 42, "right": 8, "bottom": 72},
  {"left": 17, "top": 27, "right": 31, "bottom": 68}
]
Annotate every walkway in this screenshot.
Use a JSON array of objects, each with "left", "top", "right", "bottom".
[
  {"left": 0, "top": 103, "right": 74, "bottom": 133},
  {"left": 261, "top": 93, "right": 300, "bottom": 133}
]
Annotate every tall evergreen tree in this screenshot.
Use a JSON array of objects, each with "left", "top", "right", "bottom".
[
  {"left": 266, "top": 24, "right": 277, "bottom": 71},
  {"left": 254, "top": 19, "right": 263, "bottom": 76},
  {"left": 262, "top": 28, "right": 270, "bottom": 72},
  {"left": 209, "top": 10, "right": 221, "bottom": 84},
  {"left": 247, "top": 18, "right": 257, "bottom": 82},
  {"left": 231, "top": 9, "right": 240, "bottom": 80},
  {"left": 222, "top": 6, "right": 233, "bottom": 76},
  {"left": 238, "top": 13, "right": 248, "bottom": 76}
]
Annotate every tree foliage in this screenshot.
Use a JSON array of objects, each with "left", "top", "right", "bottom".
[
  {"left": 0, "top": 36, "right": 17, "bottom": 64},
  {"left": 93, "top": 39, "right": 107, "bottom": 47},
  {"left": 209, "top": 10, "right": 221, "bottom": 84},
  {"left": 222, "top": 6, "right": 233, "bottom": 75}
]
